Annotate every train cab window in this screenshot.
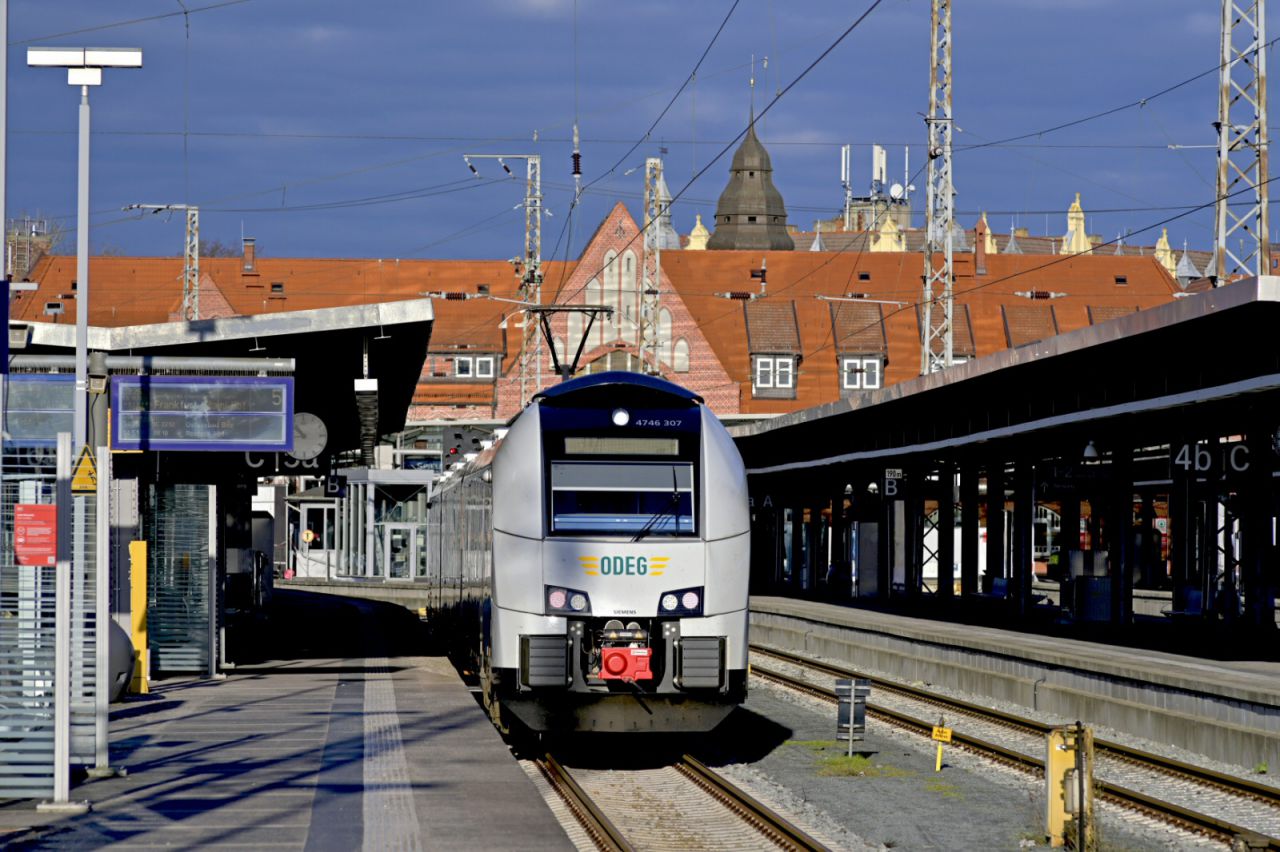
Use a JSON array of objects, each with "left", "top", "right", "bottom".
[{"left": 550, "top": 461, "right": 695, "bottom": 535}]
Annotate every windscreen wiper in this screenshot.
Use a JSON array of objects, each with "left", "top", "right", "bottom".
[{"left": 631, "top": 467, "right": 683, "bottom": 542}]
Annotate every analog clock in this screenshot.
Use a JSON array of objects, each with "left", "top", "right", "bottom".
[{"left": 290, "top": 412, "right": 328, "bottom": 461}]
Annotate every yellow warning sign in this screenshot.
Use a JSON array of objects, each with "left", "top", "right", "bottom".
[
  {"left": 72, "top": 446, "right": 98, "bottom": 494},
  {"left": 931, "top": 726, "right": 953, "bottom": 744}
]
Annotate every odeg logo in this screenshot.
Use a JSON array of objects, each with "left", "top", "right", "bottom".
[{"left": 580, "top": 555, "right": 669, "bottom": 577}]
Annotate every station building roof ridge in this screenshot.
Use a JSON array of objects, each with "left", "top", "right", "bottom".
[
  {"left": 728, "top": 275, "right": 1280, "bottom": 450},
  {"left": 15, "top": 253, "right": 573, "bottom": 331}
]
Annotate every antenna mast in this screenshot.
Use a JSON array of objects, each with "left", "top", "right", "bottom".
[
  {"left": 1215, "top": 0, "right": 1270, "bottom": 280},
  {"left": 921, "top": 0, "right": 955, "bottom": 374},
  {"left": 841, "top": 144, "right": 853, "bottom": 231},
  {"left": 641, "top": 156, "right": 664, "bottom": 374}
]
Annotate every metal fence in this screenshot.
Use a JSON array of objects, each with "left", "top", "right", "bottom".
[
  {"left": 147, "top": 483, "right": 214, "bottom": 674},
  {"left": 0, "top": 444, "right": 59, "bottom": 799}
]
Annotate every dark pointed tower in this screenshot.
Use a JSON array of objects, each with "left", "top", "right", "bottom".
[{"left": 706, "top": 112, "right": 794, "bottom": 251}]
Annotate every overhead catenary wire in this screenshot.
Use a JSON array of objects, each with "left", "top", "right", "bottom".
[{"left": 545, "top": 0, "right": 743, "bottom": 304}]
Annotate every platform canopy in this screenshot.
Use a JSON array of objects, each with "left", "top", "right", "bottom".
[
  {"left": 730, "top": 277, "right": 1280, "bottom": 488},
  {"left": 14, "top": 298, "right": 433, "bottom": 461}
]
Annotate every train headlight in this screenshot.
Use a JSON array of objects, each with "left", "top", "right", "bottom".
[
  {"left": 611, "top": 407, "right": 630, "bottom": 426},
  {"left": 657, "top": 586, "right": 703, "bottom": 617},
  {"left": 545, "top": 585, "right": 592, "bottom": 615}
]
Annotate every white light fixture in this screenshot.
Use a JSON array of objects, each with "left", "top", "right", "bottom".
[
  {"left": 28, "top": 45, "right": 142, "bottom": 451},
  {"left": 611, "top": 408, "right": 630, "bottom": 427},
  {"left": 1082, "top": 440, "right": 1099, "bottom": 460}
]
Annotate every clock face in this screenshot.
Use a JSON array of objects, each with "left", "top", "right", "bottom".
[{"left": 290, "top": 412, "right": 328, "bottom": 461}]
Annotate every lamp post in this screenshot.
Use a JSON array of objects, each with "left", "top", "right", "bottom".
[{"left": 27, "top": 47, "right": 141, "bottom": 450}]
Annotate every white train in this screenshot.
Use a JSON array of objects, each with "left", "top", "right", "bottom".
[{"left": 426, "top": 371, "right": 750, "bottom": 732}]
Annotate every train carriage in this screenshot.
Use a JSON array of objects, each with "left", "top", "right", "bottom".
[{"left": 427, "top": 371, "right": 750, "bottom": 732}]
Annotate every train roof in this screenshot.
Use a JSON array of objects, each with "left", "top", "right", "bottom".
[{"left": 533, "top": 371, "right": 704, "bottom": 404}]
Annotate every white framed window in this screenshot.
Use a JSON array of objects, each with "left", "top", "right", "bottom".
[
  {"left": 753, "top": 355, "right": 795, "bottom": 392},
  {"left": 774, "top": 357, "right": 794, "bottom": 388},
  {"left": 454, "top": 356, "right": 473, "bottom": 377},
  {"left": 475, "top": 356, "right": 495, "bottom": 378},
  {"left": 754, "top": 356, "right": 775, "bottom": 389},
  {"left": 841, "top": 357, "right": 882, "bottom": 389}
]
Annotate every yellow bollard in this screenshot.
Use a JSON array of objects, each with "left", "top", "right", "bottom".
[
  {"left": 1045, "top": 723, "right": 1094, "bottom": 848},
  {"left": 128, "top": 540, "right": 149, "bottom": 695},
  {"left": 931, "top": 724, "right": 951, "bottom": 772}
]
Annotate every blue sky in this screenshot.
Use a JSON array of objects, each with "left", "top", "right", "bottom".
[{"left": 5, "top": 1, "right": 1269, "bottom": 263}]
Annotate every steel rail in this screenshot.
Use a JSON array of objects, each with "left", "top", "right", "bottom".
[
  {"left": 538, "top": 753, "right": 635, "bottom": 852},
  {"left": 676, "top": 754, "right": 831, "bottom": 851},
  {"left": 751, "top": 649, "right": 1280, "bottom": 850},
  {"left": 752, "top": 644, "right": 1280, "bottom": 801}
]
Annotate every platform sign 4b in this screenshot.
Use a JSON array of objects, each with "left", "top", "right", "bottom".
[{"left": 72, "top": 445, "right": 98, "bottom": 494}]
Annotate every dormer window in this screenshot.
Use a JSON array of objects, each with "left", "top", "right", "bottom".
[
  {"left": 752, "top": 355, "right": 796, "bottom": 398},
  {"left": 453, "top": 355, "right": 495, "bottom": 380},
  {"left": 841, "top": 357, "right": 882, "bottom": 390}
]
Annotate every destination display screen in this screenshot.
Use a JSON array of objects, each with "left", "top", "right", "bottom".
[
  {"left": 111, "top": 376, "right": 294, "bottom": 452},
  {"left": 563, "top": 437, "right": 680, "bottom": 456},
  {"left": 4, "top": 374, "right": 74, "bottom": 446}
]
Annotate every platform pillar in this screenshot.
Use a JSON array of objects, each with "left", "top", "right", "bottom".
[
  {"left": 960, "top": 464, "right": 979, "bottom": 597},
  {"left": 1240, "top": 427, "right": 1276, "bottom": 630},
  {"left": 1011, "top": 459, "right": 1035, "bottom": 617},
  {"left": 1108, "top": 446, "right": 1134, "bottom": 626},
  {"left": 904, "top": 471, "right": 924, "bottom": 600},
  {"left": 1137, "top": 493, "right": 1157, "bottom": 589},
  {"left": 1058, "top": 488, "right": 1080, "bottom": 585},
  {"left": 985, "top": 464, "right": 1006, "bottom": 594},
  {"left": 937, "top": 463, "right": 955, "bottom": 599},
  {"left": 1168, "top": 470, "right": 1193, "bottom": 611}
]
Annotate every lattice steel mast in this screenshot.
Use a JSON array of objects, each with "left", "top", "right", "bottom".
[
  {"left": 640, "top": 156, "right": 664, "bottom": 375},
  {"left": 464, "top": 154, "right": 542, "bottom": 404},
  {"left": 920, "top": 0, "right": 954, "bottom": 374},
  {"left": 123, "top": 203, "right": 199, "bottom": 320},
  {"left": 1215, "top": 0, "right": 1270, "bottom": 281}
]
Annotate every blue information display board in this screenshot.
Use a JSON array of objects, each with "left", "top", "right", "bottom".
[
  {"left": 5, "top": 374, "right": 75, "bottom": 446},
  {"left": 111, "top": 375, "right": 294, "bottom": 452}
]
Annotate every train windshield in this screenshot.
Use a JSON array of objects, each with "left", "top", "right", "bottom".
[{"left": 550, "top": 461, "right": 695, "bottom": 535}]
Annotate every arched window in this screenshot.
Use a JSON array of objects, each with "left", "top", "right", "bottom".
[
  {"left": 673, "top": 338, "right": 690, "bottom": 373},
  {"left": 566, "top": 312, "right": 582, "bottom": 364},
  {"left": 602, "top": 252, "right": 620, "bottom": 338},
  {"left": 658, "top": 308, "right": 673, "bottom": 364},
  {"left": 585, "top": 278, "right": 602, "bottom": 347},
  {"left": 621, "top": 250, "right": 638, "bottom": 340}
]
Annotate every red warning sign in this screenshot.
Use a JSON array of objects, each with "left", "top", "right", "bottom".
[{"left": 15, "top": 503, "right": 56, "bottom": 567}]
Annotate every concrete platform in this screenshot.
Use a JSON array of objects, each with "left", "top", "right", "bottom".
[
  {"left": 0, "top": 593, "right": 572, "bottom": 851},
  {"left": 751, "top": 596, "right": 1280, "bottom": 772}
]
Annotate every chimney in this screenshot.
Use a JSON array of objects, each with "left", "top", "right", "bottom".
[
  {"left": 974, "top": 217, "right": 988, "bottom": 276},
  {"left": 242, "top": 237, "right": 257, "bottom": 275}
]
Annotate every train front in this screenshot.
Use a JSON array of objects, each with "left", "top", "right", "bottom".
[{"left": 488, "top": 372, "right": 749, "bottom": 732}]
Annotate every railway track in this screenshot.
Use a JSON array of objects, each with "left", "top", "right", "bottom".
[
  {"left": 750, "top": 644, "right": 1280, "bottom": 850},
  {"left": 531, "top": 751, "right": 829, "bottom": 851}
]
